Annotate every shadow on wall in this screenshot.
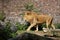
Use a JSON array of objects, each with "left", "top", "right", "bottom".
[{"left": 8, "top": 32, "right": 54, "bottom": 40}]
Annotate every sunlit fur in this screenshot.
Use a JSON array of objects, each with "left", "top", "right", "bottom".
[{"left": 23, "top": 11, "right": 55, "bottom": 31}]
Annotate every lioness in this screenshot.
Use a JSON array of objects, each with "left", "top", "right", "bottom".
[{"left": 23, "top": 11, "right": 55, "bottom": 31}]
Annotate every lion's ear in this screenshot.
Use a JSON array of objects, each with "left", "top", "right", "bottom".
[
  {"left": 26, "top": 13, "right": 31, "bottom": 15},
  {"left": 25, "top": 11, "right": 31, "bottom": 15}
]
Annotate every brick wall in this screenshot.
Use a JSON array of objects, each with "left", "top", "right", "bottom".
[{"left": 0, "top": 0, "right": 60, "bottom": 23}]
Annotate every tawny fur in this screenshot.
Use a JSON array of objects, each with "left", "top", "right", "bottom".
[{"left": 23, "top": 11, "right": 55, "bottom": 31}]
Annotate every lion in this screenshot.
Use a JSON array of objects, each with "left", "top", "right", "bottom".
[{"left": 23, "top": 11, "right": 55, "bottom": 31}]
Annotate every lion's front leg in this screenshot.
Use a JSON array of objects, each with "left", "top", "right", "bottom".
[
  {"left": 26, "top": 23, "right": 36, "bottom": 31},
  {"left": 35, "top": 25, "right": 38, "bottom": 32}
]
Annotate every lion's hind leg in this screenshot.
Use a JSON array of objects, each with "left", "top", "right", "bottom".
[{"left": 51, "top": 23, "right": 55, "bottom": 29}]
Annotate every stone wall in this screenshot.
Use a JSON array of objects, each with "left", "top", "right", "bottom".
[
  {"left": 0, "top": 0, "right": 2, "bottom": 12},
  {"left": 0, "top": 0, "right": 60, "bottom": 23}
]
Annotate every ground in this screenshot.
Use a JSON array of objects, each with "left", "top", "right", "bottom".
[{"left": 17, "top": 31, "right": 60, "bottom": 40}]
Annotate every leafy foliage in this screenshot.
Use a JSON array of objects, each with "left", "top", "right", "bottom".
[
  {"left": 55, "top": 23, "right": 60, "bottom": 29},
  {"left": 16, "top": 22, "right": 28, "bottom": 31},
  {"left": 24, "top": 3, "right": 34, "bottom": 11},
  {"left": 41, "top": 23, "right": 46, "bottom": 28},
  {"left": 0, "top": 12, "right": 5, "bottom": 21},
  {"left": 24, "top": 3, "right": 40, "bottom": 13},
  {"left": 4, "top": 21, "right": 17, "bottom": 38}
]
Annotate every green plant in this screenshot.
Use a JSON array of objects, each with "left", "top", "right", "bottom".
[
  {"left": 24, "top": 3, "right": 34, "bottom": 11},
  {"left": 24, "top": 2, "right": 40, "bottom": 13},
  {"left": 41, "top": 23, "right": 46, "bottom": 28},
  {"left": 16, "top": 22, "right": 28, "bottom": 31},
  {"left": 55, "top": 23, "right": 60, "bottom": 29},
  {"left": 4, "top": 21, "right": 17, "bottom": 38},
  {"left": 0, "top": 12, "right": 5, "bottom": 21}
]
